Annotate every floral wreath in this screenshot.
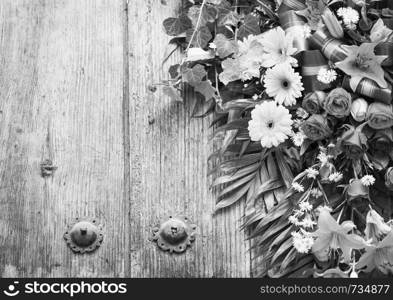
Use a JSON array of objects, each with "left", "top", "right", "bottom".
[{"left": 161, "top": 0, "right": 393, "bottom": 278}]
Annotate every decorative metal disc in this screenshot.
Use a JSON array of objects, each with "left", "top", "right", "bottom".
[
  {"left": 64, "top": 217, "right": 103, "bottom": 253},
  {"left": 152, "top": 216, "right": 196, "bottom": 253}
]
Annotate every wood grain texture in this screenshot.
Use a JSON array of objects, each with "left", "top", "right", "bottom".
[
  {"left": 0, "top": 0, "right": 128, "bottom": 277},
  {"left": 127, "top": 0, "right": 251, "bottom": 278}
]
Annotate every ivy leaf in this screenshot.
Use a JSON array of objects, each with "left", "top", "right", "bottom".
[
  {"left": 194, "top": 80, "right": 216, "bottom": 100},
  {"left": 182, "top": 64, "right": 207, "bottom": 86},
  {"left": 186, "top": 26, "right": 213, "bottom": 48},
  {"left": 237, "top": 14, "right": 261, "bottom": 40},
  {"left": 213, "top": 33, "right": 238, "bottom": 58},
  {"left": 163, "top": 15, "right": 193, "bottom": 36},
  {"left": 162, "top": 85, "right": 183, "bottom": 102},
  {"left": 187, "top": 5, "right": 218, "bottom": 28},
  {"left": 217, "top": 0, "right": 240, "bottom": 27}
]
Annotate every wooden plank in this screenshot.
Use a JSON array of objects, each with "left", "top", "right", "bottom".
[
  {"left": 128, "top": 0, "right": 251, "bottom": 277},
  {"left": 0, "top": 0, "right": 128, "bottom": 277}
]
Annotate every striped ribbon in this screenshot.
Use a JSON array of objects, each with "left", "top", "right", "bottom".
[
  {"left": 301, "top": 50, "right": 331, "bottom": 93},
  {"left": 277, "top": 0, "right": 306, "bottom": 14},
  {"left": 375, "top": 36, "right": 393, "bottom": 66},
  {"left": 310, "top": 28, "right": 349, "bottom": 63},
  {"left": 342, "top": 76, "right": 393, "bottom": 105}
]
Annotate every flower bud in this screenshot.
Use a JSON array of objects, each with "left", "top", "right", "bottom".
[
  {"left": 385, "top": 167, "right": 393, "bottom": 191},
  {"left": 351, "top": 98, "right": 368, "bottom": 122},
  {"left": 347, "top": 179, "right": 369, "bottom": 202},
  {"left": 322, "top": 8, "right": 344, "bottom": 39}
]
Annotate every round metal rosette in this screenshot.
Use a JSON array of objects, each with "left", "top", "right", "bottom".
[
  {"left": 64, "top": 217, "right": 104, "bottom": 253},
  {"left": 152, "top": 216, "right": 197, "bottom": 253}
]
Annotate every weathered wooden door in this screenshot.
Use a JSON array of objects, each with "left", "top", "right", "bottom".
[{"left": 0, "top": 0, "right": 251, "bottom": 278}]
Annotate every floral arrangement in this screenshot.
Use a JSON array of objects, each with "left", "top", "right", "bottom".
[{"left": 161, "top": 0, "right": 393, "bottom": 277}]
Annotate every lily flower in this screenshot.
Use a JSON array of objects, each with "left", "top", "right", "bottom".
[
  {"left": 335, "top": 43, "right": 388, "bottom": 91},
  {"left": 357, "top": 231, "right": 393, "bottom": 275},
  {"left": 312, "top": 207, "right": 366, "bottom": 263},
  {"left": 365, "top": 209, "right": 391, "bottom": 242}
]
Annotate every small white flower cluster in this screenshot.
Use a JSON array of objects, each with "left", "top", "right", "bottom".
[
  {"left": 306, "top": 168, "right": 319, "bottom": 179},
  {"left": 317, "top": 68, "right": 338, "bottom": 84},
  {"left": 337, "top": 7, "right": 360, "bottom": 30},
  {"left": 289, "top": 198, "right": 317, "bottom": 253},
  {"left": 291, "top": 230, "right": 314, "bottom": 254}
]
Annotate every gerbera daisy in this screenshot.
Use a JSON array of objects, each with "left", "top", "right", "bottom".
[
  {"left": 248, "top": 101, "right": 293, "bottom": 148},
  {"left": 264, "top": 63, "right": 304, "bottom": 106},
  {"left": 260, "top": 27, "right": 298, "bottom": 68}
]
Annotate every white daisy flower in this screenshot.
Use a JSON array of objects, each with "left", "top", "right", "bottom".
[
  {"left": 264, "top": 63, "right": 304, "bottom": 106},
  {"left": 306, "top": 168, "right": 319, "bottom": 179},
  {"left": 292, "top": 182, "right": 305, "bottom": 192},
  {"left": 248, "top": 101, "right": 293, "bottom": 148},
  {"left": 317, "top": 68, "right": 338, "bottom": 84},
  {"left": 361, "top": 175, "right": 376, "bottom": 186},
  {"left": 328, "top": 172, "right": 343, "bottom": 183}
]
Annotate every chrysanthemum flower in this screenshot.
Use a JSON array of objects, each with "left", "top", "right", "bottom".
[
  {"left": 264, "top": 63, "right": 304, "bottom": 106},
  {"left": 260, "top": 27, "right": 298, "bottom": 68},
  {"left": 328, "top": 172, "right": 343, "bottom": 183},
  {"left": 248, "top": 101, "right": 293, "bottom": 148},
  {"left": 317, "top": 68, "right": 337, "bottom": 84},
  {"left": 291, "top": 131, "right": 306, "bottom": 147},
  {"left": 361, "top": 175, "right": 376, "bottom": 186},
  {"left": 337, "top": 7, "right": 359, "bottom": 29}
]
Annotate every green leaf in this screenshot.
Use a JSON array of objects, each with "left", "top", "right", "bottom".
[
  {"left": 218, "top": 172, "right": 256, "bottom": 197},
  {"left": 215, "top": 181, "right": 252, "bottom": 211},
  {"left": 217, "top": 0, "right": 240, "bottom": 26},
  {"left": 194, "top": 80, "right": 216, "bottom": 100},
  {"left": 237, "top": 14, "right": 261, "bottom": 40},
  {"left": 163, "top": 15, "right": 193, "bottom": 36},
  {"left": 212, "top": 163, "right": 260, "bottom": 187},
  {"left": 182, "top": 64, "right": 207, "bottom": 86},
  {"left": 186, "top": 26, "right": 213, "bottom": 48},
  {"left": 162, "top": 85, "right": 183, "bottom": 102},
  {"left": 275, "top": 150, "right": 294, "bottom": 189},
  {"left": 213, "top": 33, "right": 238, "bottom": 58},
  {"left": 187, "top": 5, "right": 218, "bottom": 28}
]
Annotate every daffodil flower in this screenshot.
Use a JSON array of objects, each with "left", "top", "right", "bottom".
[
  {"left": 312, "top": 207, "right": 366, "bottom": 262},
  {"left": 336, "top": 43, "right": 388, "bottom": 91}
]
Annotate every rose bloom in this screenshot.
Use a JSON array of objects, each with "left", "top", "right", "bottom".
[
  {"left": 366, "top": 102, "right": 393, "bottom": 130},
  {"left": 302, "top": 91, "right": 326, "bottom": 114},
  {"left": 300, "top": 114, "right": 333, "bottom": 141},
  {"left": 351, "top": 98, "right": 368, "bottom": 122},
  {"left": 323, "top": 88, "right": 352, "bottom": 118},
  {"left": 338, "top": 124, "right": 367, "bottom": 160}
]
